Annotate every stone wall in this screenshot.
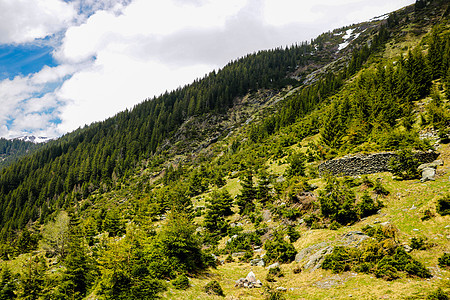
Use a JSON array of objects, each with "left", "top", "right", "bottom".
[{"left": 318, "top": 151, "right": 440, "bottom": 177}]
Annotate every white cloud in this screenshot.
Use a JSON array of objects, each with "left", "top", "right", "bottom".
[
  {"left": 0, "top": 0, "right": 76, "bottom": 44},
  {"left": 0, "top": 0, "right": 417, "bottom": 138}
]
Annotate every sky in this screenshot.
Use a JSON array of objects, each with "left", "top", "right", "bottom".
[{"left": 0, "top": 0, "right": 415, "bottom": 139}]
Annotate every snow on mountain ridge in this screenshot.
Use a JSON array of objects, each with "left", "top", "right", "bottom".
[{"left": 13, "top": 136, "right": 53, "bottom": 144}]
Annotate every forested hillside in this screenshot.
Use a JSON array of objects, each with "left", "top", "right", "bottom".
[{"left": 0, "top": 0, "right": 449, "bottom": 299}]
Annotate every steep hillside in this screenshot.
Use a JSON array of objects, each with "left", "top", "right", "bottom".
[
  {"left": 0, "top": 0, "right": 449, "bottom": 299},
  {"left": 0, "top": 138, "right": 38, "bottom": 169}
]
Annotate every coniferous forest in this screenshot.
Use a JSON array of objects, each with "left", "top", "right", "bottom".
[{"left": 0, "top": 0, "right": 449, "bottom": 299}]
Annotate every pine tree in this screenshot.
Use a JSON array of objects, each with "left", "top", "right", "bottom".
[
  {"left": 0, "top": 266, "right": 16, "bottom": 300},
  {"left": 236, "top": 173, "right": 256, "bottom": 215},
  {"left": 256, "top": 170, "right": 272, "bottom": 205},
  {"left": 204, "top": 190, "right": 233, "bottom": 234},
  {"left": 57, "top": 212, "right": 90, "bottom": 300},
  {"left": 18, "top": 256, "right": 47, "bottom": 300}
]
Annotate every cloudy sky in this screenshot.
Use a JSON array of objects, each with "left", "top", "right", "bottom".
[{"left": 0, "top": 0, "right": 414, "bottom": 139}]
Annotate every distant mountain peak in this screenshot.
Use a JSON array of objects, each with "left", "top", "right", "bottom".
[{"left": 13, "top": 135, "right": 52, "bottom": 144}]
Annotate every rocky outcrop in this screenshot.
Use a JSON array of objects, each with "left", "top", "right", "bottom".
[
  {"left": 235, "top": 271, "right": 263, "bottom": 288},
  {"left": 318, "top": 151, "right": 439, "bottom": 177},
  {"left": 419, "top": 159, "right": 444, "bottom": 182}
]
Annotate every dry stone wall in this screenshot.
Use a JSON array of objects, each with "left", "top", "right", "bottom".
[{"left": 318, "top": 151, "right": 439, "bottom": 177}]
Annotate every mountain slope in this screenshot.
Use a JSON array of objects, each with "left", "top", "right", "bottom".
[{"left": 0, "top": 0, "right": 449, "bottom": 299}]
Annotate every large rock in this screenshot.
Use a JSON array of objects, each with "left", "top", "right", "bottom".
[
  {"left": 266, "top": 262, "right": 280, "bottom": 270},
  {"left": 421, "top": 167, "right": 436, "bottom": 182},
  {"left": 295, "top": 242, "right": 328, "bottom": 262},
  {"left": 418, "top": 159, "right": 443, "bottom": 170},
  {"left": 232, "top": 252, "right": 246, "bottom": 257},
  {"left": 235, "top": 271, "right": 262, "bottom": 288},
  {"left": 250, "top": 258, "right": 265, "bottom": 267},
  {"left": 341, "top": 231, "right": 370, "bottom": 247},
  {"left": 303, "top": 246, "right": 334, "bottom": 271}
]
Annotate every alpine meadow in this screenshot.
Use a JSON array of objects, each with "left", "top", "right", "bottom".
[{"left": 0, "top": 0, "right": 450, "bottom": 299}]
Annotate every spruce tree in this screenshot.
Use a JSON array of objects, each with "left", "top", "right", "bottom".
[
  {"left": 0, "top": 266, "right": 16, "bottom": 300},
  {"left": 204, "top": 190, "right": 233, "bottom": 234},
  {"left": 57, "top": 212, "right": 89, "bottom": 300},
  {"left": 236, "top": 173, "right": 256, "bottom": 215}
]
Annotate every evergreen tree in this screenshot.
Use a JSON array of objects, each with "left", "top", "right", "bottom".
[
  {"left": 256, "top": 169, "right": 272, "bottom": 205},
  {"left": 319, "top": 176, "right": 358, "bottom": 225},
  {"left": 0, "top": 266, "right": 16, "bottom": 300},
  {"left": 236, "top": 173, "right": 256, "bottom": 215},
  {"left": 57, "top": 212, "right": 90, "bottom": 300},
  {"left": 18, "top": 256, "right": 47, "bottom": 300},
  {"left": 204, "top": 190, "right": 233, "bottom": 235}
]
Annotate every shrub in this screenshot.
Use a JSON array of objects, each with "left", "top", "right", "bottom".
[
  {"left": 438, "top": 253, "right": 450, "bottom": 268},
  {"left": 389, "top": 150, "right": 420, "bottom": 180},
  {"left": 329, "top": 221, "right": 341, "bottom": 230},
  {"left": 319, "top": 176, "right": 358, "bottom": 225},
  {"left": 358, "top": 192, "right": 382, "bottom": 218},
  {"left": 436, "top": 195, "right": 450, "bottom": 216},
  {"left": 286, "top": 225, "right": 300, "bottom": 243},
  {"left": 285, "top": 152, "right": 306, "bottom": 178},
  {"left": 410, "top": 237, "right": 427, "bottom": 250},
  {"left": 264, "top": 234, "right": 297, "bottom": 264},
  {"left": 322, "top": 247, "right": 358, "bottom": 273},
  {"left": 426, "top": 288, "right": 449, "bottom": 300},
  {"left": 204, "top": 280, "right": 224, "bottom": 297},
  {"left": 421, "top": 209, "right": 434, "bottom": 221},
  {"left": 224, "top": 232, "right": 262, "bottom": 254},
  {"left": 264, "top": 285, "right": 286, "bottom": 300},
  {"left": 171, "top": 274, "right": 190, "bottom": 290},
  {"left": 293, "top": 265, "right": 302, "bottom": 274},
  {"left": 373, "top": 180, "right": 389, "bottom": 196}
]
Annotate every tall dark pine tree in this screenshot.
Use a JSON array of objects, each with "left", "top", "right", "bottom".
[
  {"left": 57, "top": 212, "right": 89, "bottom": 300},
  {"left": 0, "top": 266, "right": 16, "bottom": 300},
  {"left": 204, "top": 190, "right": 234, "bottom": 235},
  {"left": 236, "top": 173, "right": 256, "bottom": 215}
]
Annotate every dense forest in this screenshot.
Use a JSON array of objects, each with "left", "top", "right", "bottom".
[
  {"left": 0, "top": 139, "right": 37, "bottom": 169},
  {"left": 0, "top": 0, "right": 449, "bottom": 299}
]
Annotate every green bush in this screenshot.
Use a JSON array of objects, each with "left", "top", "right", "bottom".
[
  {"left": 264, "top": 234, "right": 297, "bottom": 264},
  {"left": 286, "top": 225, "right": 300, "bottom": 243},
  {"left": 224, "top": 232, "right": 262, "bottom": 254},
  {"left": 358, "top": 192, "right": 382, "bottom": 218},
  {"left": 329, "top": 221, "right": 341, "bottom": 230},
  {"left": 171, "top": 274, "right": 190, "bottom": 290},
  {"left": 438, "top": 253, "right": 450, "bottom": 268},
  {"left": 204, "top": 280, "right": 224, "bottom": 297},
  {"left": 426, "top": 288, "right": 449, "bottom": 300},
  {"left": 322, "top": 247, "right": 358, "bottom": 273},
  {"left": 264, "top": 285, "right": 286, "bottom": 300},
  {"left": 389, "top": 150, "right": 420, "bottom": 180},
  {"left": 410, "top": 237, "right": 427, "bottom": 250},
  {"left": 319, "top": 176, "right": 358, "bottom": 225},
  {"left": 285, "top": 152, "right": 306, "bottom": 178},
  {"left": 436, "top": 195, "right": 450, "bottom": 216},
  {"left": 373, "top": 180, "right": 390, "bottom": 196}
]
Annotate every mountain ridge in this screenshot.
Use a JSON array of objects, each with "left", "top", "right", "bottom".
[{"left": 0, "top": 0, "right": 449, "bottom": 299}]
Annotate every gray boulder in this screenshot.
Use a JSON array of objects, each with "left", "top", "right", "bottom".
[
  {"left": 235, "top": 271, "right": 262, "bottom": 288},
  {"left": 250, "top": 258, "right": 265, "bottom": 267},
  {"left": 266, "top": 262, "right": 280, "bottom": 270},
  {"left": 341, "top": 231, "right": 370, "bottom": 247},
  {"left": 295, "top": 242, "right": 328, "bottom": 262},
  {"left": 418, "top": 159, "right": 443, "bottom": 170},
  {"left": 303, "top": 246, "right": 334, "bottom": 271},
  {"left": 421, "top": 167, "right": 436, "bottom": 182}
]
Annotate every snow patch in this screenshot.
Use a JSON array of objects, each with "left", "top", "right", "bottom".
[
  {"left": 13, "top": 136, "right": 53, "bottom": 144},
  {"left": 337, "top": 28, "right": 364, "bottom": 52},
  {"left": 337, "top": 29, "right": 354, "bottom": 51}
]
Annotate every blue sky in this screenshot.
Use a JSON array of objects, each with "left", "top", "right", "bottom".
[
  {"left": 0, "top": 43, "right": 56, "bottom": 80},
  {"left": 0, "top": 0, "right": 415, "bottom": 139}
]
